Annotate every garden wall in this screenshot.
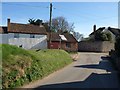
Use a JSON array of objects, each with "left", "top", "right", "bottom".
[{"left": 78, "top": 41, "right": 114, "bottom": 52}]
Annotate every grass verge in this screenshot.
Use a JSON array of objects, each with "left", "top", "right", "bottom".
[{"left": 2, "top": 44, "right": 72, "bottom": 88}]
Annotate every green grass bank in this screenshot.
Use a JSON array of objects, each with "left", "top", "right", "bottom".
[{"left": 2, "top": 44, "right": 72, "bottom": 88}]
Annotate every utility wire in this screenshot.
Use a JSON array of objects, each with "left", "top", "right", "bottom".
[
  {"left": 3, "top": 3, "right": 116, "bottom": 20},
  {"left": 3, "top": 3, "right": 117, "bottom": 23},
  {"left": 3, "top": 3, "right": 56, "bottom": 9},
  {"left": 54, "top": 8, "right": 117, "bottom": 22},
  {"left": 3, "top": 3, "right": 49, "bottom": 9},
  {"left": 55, "top": 7, "right": 117, "bottom": 20}
]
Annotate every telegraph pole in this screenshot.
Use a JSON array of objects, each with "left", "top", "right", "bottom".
[
  {"left": 50, "top": 3, "right": 52, "bottom": 31},
  {"left": 49, "top": 1, "right": 52, "bottom": 48}
]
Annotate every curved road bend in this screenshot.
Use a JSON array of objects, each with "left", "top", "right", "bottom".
[{"left": 22, "top": 52, "right": 120, "bottom": 88}]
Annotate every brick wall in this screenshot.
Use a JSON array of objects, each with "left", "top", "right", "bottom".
[
  {"left": 48, "top": 41, "right": 78, "bottom": 52},
  {"left": 61, "top": 42, "right": 78, "bottom": 52},
  {"left": 78, "top": 41, "right": 114, "bottom": 52}
]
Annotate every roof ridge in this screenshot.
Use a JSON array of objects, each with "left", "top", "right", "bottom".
[
  {"left": 10, "top": 22, "right": 44, "bottom": 28},
  {"left": 9, "top": 22, "right": 47, "bottom": 34}
]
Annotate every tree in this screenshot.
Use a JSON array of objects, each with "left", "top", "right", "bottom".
[
  {"left": 94, "top": 31, "right": 112, "bottom": 41},
  {"left": 28, "top": 18, "right": 51, "bottom": 32},
  {"left": 28, "top": 18, "right": 43, "bottom": 26},
  {"left": 106, "top": 32, "right": 112, "bottom": 41},
  {"left": 28, "top": 17, "right": 75, "bottom": 33},
  {"left": 101, "top": 32, "right": 108, "bottom": 41},
  {"left": 73, "top": 32, "right": 84, "bottom": 42},
  {"left": 51, "top": 16, "right": 75, "bottom": 33},
  {"left": 115, "top": 36, "right": 120, "bottom": 56}
]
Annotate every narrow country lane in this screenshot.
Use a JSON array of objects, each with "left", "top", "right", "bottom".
[{"left": 22, "top": 53, "right": 120, "bottom": 88}]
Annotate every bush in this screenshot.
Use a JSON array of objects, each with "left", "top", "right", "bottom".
[
  {"left": 106, "top": 32, "right": 112, "bottom": 41},
  {"left": 94, "top": 31, "right": 112, "bottom": 41},
  {"left": 101, "top": 32, "right": 108, "bottom": 41},
  {"left": 115, "top": 36, "right": 120, "bottom": 56},
  {"left": 2, "top": 44, "right": 72, "bottom": 88}
]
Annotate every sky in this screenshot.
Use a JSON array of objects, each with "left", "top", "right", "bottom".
[
  {"left": 118, "top": 1, "right": 120, "bottom": 28},
  {"left": 1, "top": 2, "right": 118, "bottom": 37}
]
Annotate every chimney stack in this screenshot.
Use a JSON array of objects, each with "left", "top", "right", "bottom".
[
  {"left": 93, "top": 25, "right": 96, "bottom": 32},
  {"left": 7, "top": 18, "right": 10, "bottom": 31}
]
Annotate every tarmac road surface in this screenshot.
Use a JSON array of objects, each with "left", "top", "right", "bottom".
[{"left": 22, "top": 52, "right": 120, "bottom": 88}]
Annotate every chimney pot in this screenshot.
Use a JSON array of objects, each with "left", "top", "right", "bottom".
[
  {"left": 7, "top": 18, "right": 10, "bottom": 24},
  {"left": 7, "top": 18, "right": 10, "bottom": 31},
  {"left": 93, "top": 25, "right": 96, "bottom": 32}
]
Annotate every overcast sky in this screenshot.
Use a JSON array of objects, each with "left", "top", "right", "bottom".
[{"left": 1, "top": 2, "right": 118, "bottom": 37}]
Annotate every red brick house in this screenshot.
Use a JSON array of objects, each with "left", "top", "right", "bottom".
[{"left": 48, "top": 32, "right": 78, "bottom": 52}]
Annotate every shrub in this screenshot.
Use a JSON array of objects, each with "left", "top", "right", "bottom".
[
  {"left": 94, "top": 31, "right": 112, "bottom": 41},
  {"left": 106, "top": 32, "right": 112, "bottom": 41},
  {"left": 2, "top": 44, "right": 72, "bottom": 88},
  {"left": 115, "top": 36, "right": 120, "bottom": 56},
  {"left": 101, "top": 32, "right": 108, "bottom": 41}
]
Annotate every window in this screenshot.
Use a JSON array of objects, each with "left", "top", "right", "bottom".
[
  {"left": 66, "top": 43, "right": 71, "bottom": 48},
  {"left": 14, "top": 33, "right": 19, "bottom": 38},
  {"left": 30, "top": 34, "right": 35, "bottom": 38}
]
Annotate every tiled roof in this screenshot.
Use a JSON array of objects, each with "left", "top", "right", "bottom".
[
  {"left": 48, "top": 32, "right": 78, "bottom": 43},
  {"left": 108, "top": 27, "right": 120, "bottom": 36},
  {"left": 0, "top": 26, "right": 8, "bottom": 34},
  {"left": 63, "top": 33, "right": 78, "bottom": 42},
  {"left": 8, "top": 23, "right": 47, "bottom": 34},
  {"left": 89, "top": 27, "right": 120, "bottom": 36},
  {"left": 48, "top": 32, "right": 61, "bottom": 41},
  {"left": 89, "top": 27, "right": 105, "bottom": 36}
]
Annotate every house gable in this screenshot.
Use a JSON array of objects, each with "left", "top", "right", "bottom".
[{"left": 48, "top": 32, "right": 78, "bottom": 51}]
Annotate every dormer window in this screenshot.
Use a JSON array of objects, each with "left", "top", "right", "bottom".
[
  {"left": 30, "top": 34, "right": 35, "bottom": 38},
  {"left": 14, "top": 33, "right": 19, "bottom": 38}
]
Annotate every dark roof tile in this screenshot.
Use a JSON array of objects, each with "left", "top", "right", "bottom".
[
  {"left": 89, "top": 27, "right": 120, "bottom": 36},
  {"left": 48, "top": 32, "right": 77, "bottom": 43},
  {"left": 63, "top": 33, "right": 78, "bottom": 42},
  {"left": 89, "top": 27, "right": 105, "bottom": 36},
  {"left": 8, "top": 23, "right": 47, "bottom": 34},
  {"left": 108, "top": 27, "right": 120, "bottom": 36}
]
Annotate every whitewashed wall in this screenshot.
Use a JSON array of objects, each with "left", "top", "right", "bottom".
[
  {"left": 0, "top": 34, "right": 8, "bottom": 44},
  {"left": 0, "top": 33, "right": 47, "bottom": 49}
]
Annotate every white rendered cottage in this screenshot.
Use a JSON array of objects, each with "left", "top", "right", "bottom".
[{"left": 0, "top": 19, "right": 47, "bottom": 49}]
